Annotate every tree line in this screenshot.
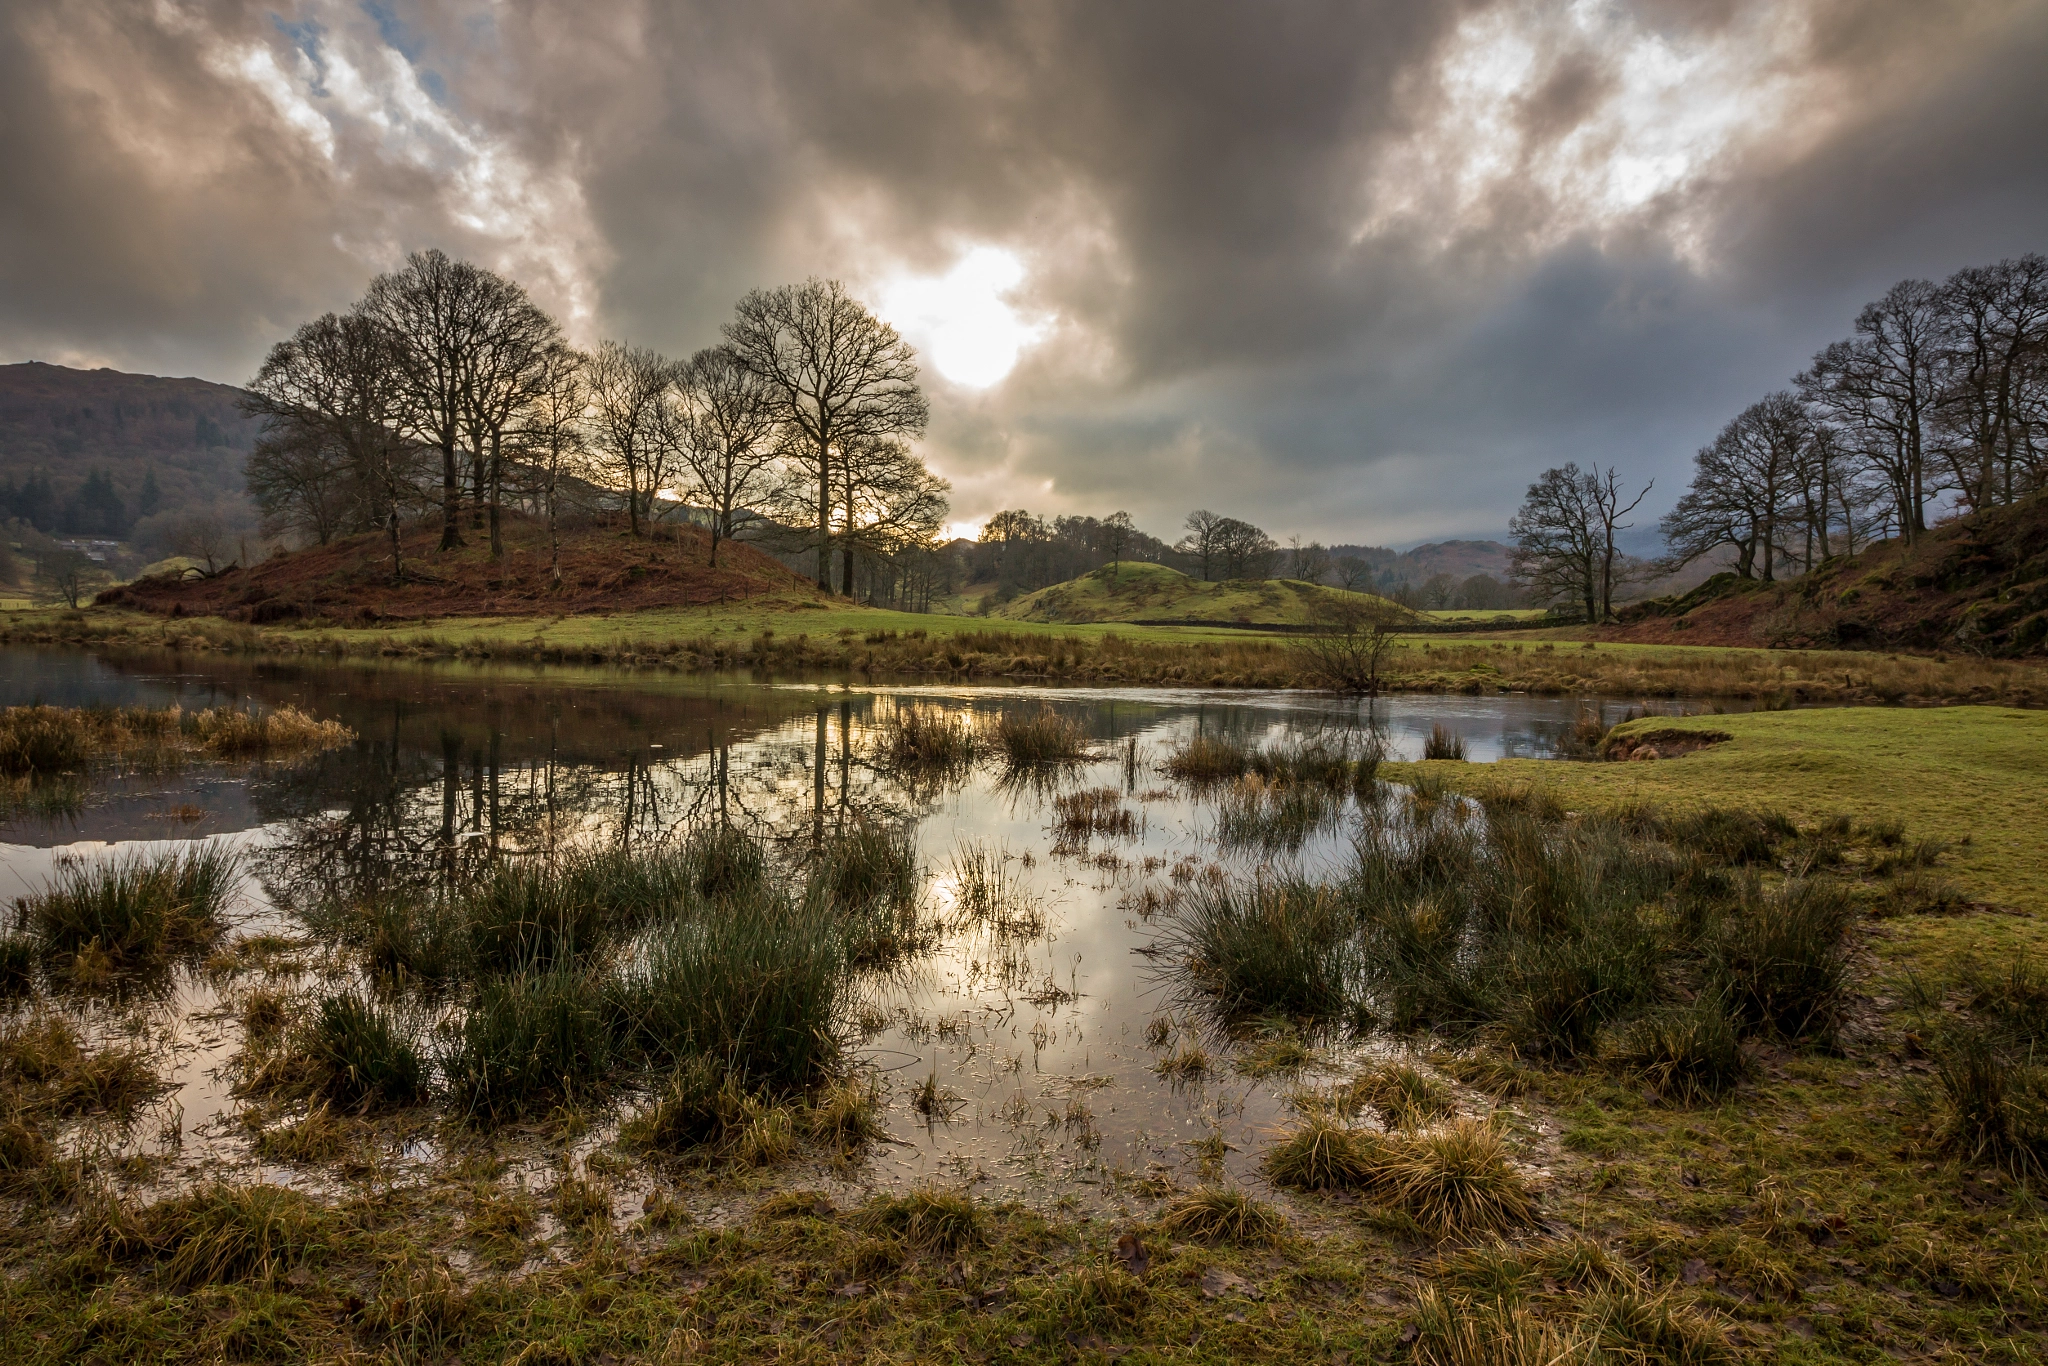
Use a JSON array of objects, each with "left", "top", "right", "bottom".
[
  {"left": 1664, "top": 253, "right": 2047, "bottom": 581},
  {"left": 1506, "top": 251, "right": 2045, "bottom": 619},
  {"left": 243, "top": 251, "right": 948, "bottom": 600}
]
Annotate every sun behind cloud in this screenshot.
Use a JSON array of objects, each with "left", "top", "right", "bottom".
[{"left": 878, "top": 247, "right": 1047, "bottom": 389}]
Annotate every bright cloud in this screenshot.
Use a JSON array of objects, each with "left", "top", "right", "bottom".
[{"left": 878, "top": 247, "right": 1049, "bottom": 389}]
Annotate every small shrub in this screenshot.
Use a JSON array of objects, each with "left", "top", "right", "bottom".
[{"left": 1156, "top": 1185, "right": 1288, "bottom": 1244}]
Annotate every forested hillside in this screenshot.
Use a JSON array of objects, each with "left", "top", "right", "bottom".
[{"left": 0, "top": 362, "right": 258, "bottom": 545}]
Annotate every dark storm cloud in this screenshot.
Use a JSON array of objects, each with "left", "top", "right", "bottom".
[{"left": 2, "top": 0, "right": 2044, "bottom": 543}]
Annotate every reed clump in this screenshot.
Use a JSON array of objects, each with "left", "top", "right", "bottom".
[
  {"left": 1053, "top": 786, "right": 1136, "bottom": 839},
  {"left": 1422, "top": 723, "right": 1468, "bottom": 761},
  {"left": 191, "top": 704, "right": 352, "bottom": 756},
  {"left": 1163, "top": 733, "right": 1251, "bottom": 782},
  {"left": 19, "top": 846, "right": 239, "bottom": 982},
  {"left": 1212, "top": 775, "right": 1340, "bottom": 852},
  {"left": 994, "top": 708, "right": 1092, "bottom": 765},
  {"left": 879, "top": 706, "right": 976, "bottom": 769},
  {"left": 1338, "top": 1061, "right": 1458, "bottom": 1129},
  {"left": 947, "top": 841, "right": 1043, "bottom": 937},
  {"left": 1160, "top": 875, "right": 1355, "bottom": 1023},
  {"left": 304, "top": 993, "right": 430, "bottom": 1113}
]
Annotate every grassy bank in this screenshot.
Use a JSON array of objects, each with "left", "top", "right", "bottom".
[{"left": 9, "top": 603, "right": 2046, "bottom": 705}]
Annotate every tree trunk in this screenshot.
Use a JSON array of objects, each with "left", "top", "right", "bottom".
[
  {"left": 388, "top": 504, "right": 404, "bottom": 586},
  {"left": 488, "top": 431, "right": 503, "bottom": 560},
  {"left": 439, "top": 439, "right": 462, "bottom": 550},
  {"left": 815, "top": 443, "right": 832, "bottom": 592}
]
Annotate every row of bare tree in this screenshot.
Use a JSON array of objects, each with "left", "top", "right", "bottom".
[
  {"left": 1663, "top": 253, "right": 2048, "bottom": 581},
  {"left": 242, "top": 251, "right": 947, "bottom": 592}
]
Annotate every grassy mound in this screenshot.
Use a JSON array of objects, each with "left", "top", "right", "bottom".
[{"left": 993, "top": 562, "right": 1414, "bottom": 628}]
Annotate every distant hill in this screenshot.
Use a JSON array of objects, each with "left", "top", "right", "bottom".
[
  {"left": 991, "top": 561, "right": 1416, "bottom": 627},
  {"left": 97, "top": 510, "right": 820, "bottom": 623},
  {"left": 1326, "top": 538, "right": 1512, "bottom": 585},
  {"left": 0, "top": 362, "right": 258, "bottom": 542},
  {"left": 1607, "top": 492, "right": 2048, "bottom": 657}
]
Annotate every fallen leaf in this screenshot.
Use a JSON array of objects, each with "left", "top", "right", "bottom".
[
  {"left": 833, "top": 1282, "right": 867, "bottom": 1299},
  {"left": 1114, "top": 1231, "right": 1149, "bottom": 1278}
]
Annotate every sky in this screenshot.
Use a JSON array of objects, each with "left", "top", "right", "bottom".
[{"left": 3, "top": 0, "right": 2045, "bottom": 546}]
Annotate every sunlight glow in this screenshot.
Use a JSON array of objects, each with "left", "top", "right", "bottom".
[{"left": 879, "top": 247, "right": 1047, "bottom": 389}]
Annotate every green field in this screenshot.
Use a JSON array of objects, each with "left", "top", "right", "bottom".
[{"left": 1403, "top": 704, "right": 2048, "bottom": 942}]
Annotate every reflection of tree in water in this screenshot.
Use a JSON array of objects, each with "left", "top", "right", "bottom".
[{"left": 248, "top": 697, "right": 943, "bottom": 910}]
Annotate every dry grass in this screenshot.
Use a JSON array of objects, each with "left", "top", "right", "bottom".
[{"left": 1157, "top": 1185, "right": 1289, "bottom": 1245}]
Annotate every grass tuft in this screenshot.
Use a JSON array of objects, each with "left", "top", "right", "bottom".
[
  {"left": 1264, "top": 1113, "right": 1387, "bottom": 1191},
  {"left": 1156, "top": 1185, "right": 1288, "bottom": 1245},
  {"left": 1422, "top": 723, "right": 1468, "bottom": 762},
  {"left": 865, "top": 1186, "right": 982, "bottom": 1252},
  {"left": 1605, "top": 993, "right": 1751, "bottom": 1103},
  {"left": 993, "top": 708, "right": 1092, "bottom": 765},
  {"left": 1379, "top": 1119, "right": 1537, "bottom": 1237},
  {"left": 306, "top": 992, "right": 430, "bottom": 1112},
  {"left": 21, "top": 845, "right": 239, "bottom": 981}
]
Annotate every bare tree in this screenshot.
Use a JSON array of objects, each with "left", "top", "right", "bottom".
[
  {"left": 1800, "top": 279, "right": 1944, "bottom": 543},
  {"left": 1212, "top": 517, "right": 1277, "bottom": 579},
  {"left": 457, "top": 276, "right": 566, "bottom": 559},
  {"left": 1178, "top": 509, "right": 1224, "bottom": 580},
  {"left": 243, "top": 311, "right": 419, "bottom": 582},
  {"left": 1293, "top": 593, "right": 1404, "bottom": 695},
  {"left": 673, "top": 345, "right": 784, "bottom": 568},
  {"left": 512, "top": 346, "right": 589, "bottom": 590},
  {"left": 1661, "top": 397, "right": 1797, "bottom": 581},
  {"left": 1934, "top": 254, "right": 2048, "bottom": 509},
  {"left": 1334, "top": 555, "right": 1374, "bottom": 593},
  {"left": 1511, "top": 463, "right": 1648, "bottom": 620},
  {"left": 724, "top": 279, "right": 928, "bottom": 593},
  {"left": 1290, "top": 539, "right": 1332, "bottom": 585},
  {"left": 1102, "top": 511, "right": 1135, "bottom": 578},
  {"left": 834, "top": 434, "right": 950, "bottom": 597},
  {"left": 362, "top": 250, "right": 507, "bottom": 552},
  {"left": 584, "top": 341, "right": 674, "bottom": 538}
]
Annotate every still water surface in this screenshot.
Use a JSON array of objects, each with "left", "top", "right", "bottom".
[{"left": 0, "top": 647, "right": 1711, "bottom": 1208}]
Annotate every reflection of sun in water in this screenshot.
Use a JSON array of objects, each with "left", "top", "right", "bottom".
[{"left": 880, "top": 247, "right": 1047, "bottom": 389}]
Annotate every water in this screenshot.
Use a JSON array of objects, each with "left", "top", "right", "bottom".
[{"left": 0, "top": 646, "right": 1711, "bottom": 1209}]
